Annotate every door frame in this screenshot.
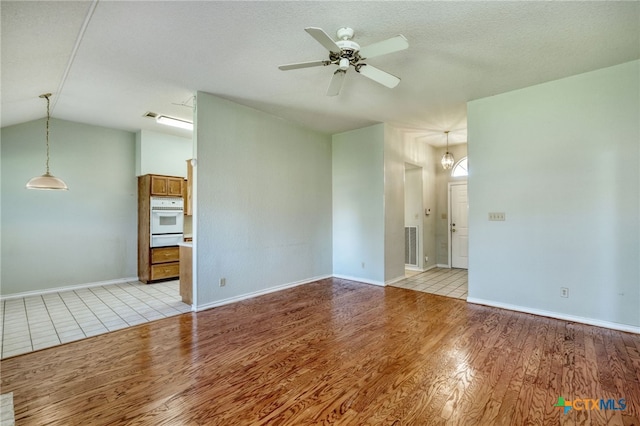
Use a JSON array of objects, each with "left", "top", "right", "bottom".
[{"left": 447, "top": 181, "right": 468, "bottom": 269}]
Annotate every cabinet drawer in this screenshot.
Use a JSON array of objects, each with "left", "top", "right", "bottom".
[
  {"left": 151, "top": 262, "right": 180, "bottom": 280},
  {"left": 151, "top": 247, "right": 179, "bottom": 263}
]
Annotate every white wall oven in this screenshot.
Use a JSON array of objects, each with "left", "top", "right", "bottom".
[{"left": 150, "top": 197, "right": 184, "bottom": 247}]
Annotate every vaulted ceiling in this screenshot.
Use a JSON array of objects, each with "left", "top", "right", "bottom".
[{"left": 2, "top": 1, "right": 638, "bottom": 146}]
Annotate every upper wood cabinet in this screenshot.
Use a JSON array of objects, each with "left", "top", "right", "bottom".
[
  {"left": 185, "top": 160, "right": 193, "bottom": 216},
  {"left": 150, "top": 175, "right": 183, "bottom": 196}
]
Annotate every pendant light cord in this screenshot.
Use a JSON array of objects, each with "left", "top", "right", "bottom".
[
  {"left": 41, "top": 93, "right": 52, "bottom": 175},
  {"left": 445, "top": 130, "right": 450, "bottom": 153}
]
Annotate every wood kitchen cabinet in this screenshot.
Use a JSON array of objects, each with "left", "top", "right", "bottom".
[
  {"left": 179, "top": 244, "right": 192, "bottom": 304},
  {"left": 185, "top": 160, "right": 193, "bottom": 216},
  {"left": 150, "top": 174, "right": 183, "bottom": 196},
  {"left": 138, "top": 174, "right": 184, "bottom": 283},
  {"left": 150, "top": 247, "right": 180, "bottom": 281}
]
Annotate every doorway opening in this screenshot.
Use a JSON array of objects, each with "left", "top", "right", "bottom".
[{"left": 448, "top": 182, "right": 468, "bottom": 269}]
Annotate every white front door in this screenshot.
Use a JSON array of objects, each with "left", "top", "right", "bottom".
[{"left": 450, "top": 183, "right": 468, "bottom": 269}]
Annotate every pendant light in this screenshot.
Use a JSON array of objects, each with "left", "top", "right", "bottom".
[
  {"left": 440, "top": 130, "right": 455, "bottom": 170},
  {"left": 26, "top": 93, "right": 68, "bottom": 190}
]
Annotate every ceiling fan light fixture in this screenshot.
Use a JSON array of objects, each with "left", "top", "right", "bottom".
[
  {"left": 441, "top": 131, "right": 455, "bottom": 170},
  {"left": 338, "top": 57, "right": 350, "bottom": 71},
  {"left": 26, "top": 93, "right": 68, "bottom": 191},
  {"left": 156, "top": 115, "right": 193, "bottom": 131}
]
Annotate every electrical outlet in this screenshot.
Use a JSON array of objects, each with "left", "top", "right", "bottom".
[
  {"left": 361, "top": 262, "right": 365, "bottom": 269},
  {"left": 488, "top": 212, "right": 506, "bottom": 221},
  {"left": 561, "top": 287, "right": 569, "bottom": 298},
  {"left": 219, "top": 278, "right": 226, "bottom": 287}
]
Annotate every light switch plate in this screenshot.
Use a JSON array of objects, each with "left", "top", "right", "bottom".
[{"left": 488, "top": 212, "right": 506, "bottom": 221}]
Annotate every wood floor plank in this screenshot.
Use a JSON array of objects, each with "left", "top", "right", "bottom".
[{"left": 1, "top": 279, "right": 639, "bottom": 425}]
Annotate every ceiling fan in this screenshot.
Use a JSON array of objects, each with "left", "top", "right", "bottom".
[{"left": 278, "top": 27, "right": 409, "bottom": 96}]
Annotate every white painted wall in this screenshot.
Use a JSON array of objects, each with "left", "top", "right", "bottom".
[
  {"left": 195, "top": 92, "right": 332, "bottom": 308},
  {"left": 383, "top": 125, "right": 405, "bottom": 282},
  {"left": 332, "top": 124, "right": 385, "bottom": 284},
  {"left": 135, "top": 129, "right": 192, "bottom": 177},
  {"left": 467, "top": 60, "right": 639, "bottom": 329},
  {"left": 1, "top": 118, "right": 137, "bottom": 295}
]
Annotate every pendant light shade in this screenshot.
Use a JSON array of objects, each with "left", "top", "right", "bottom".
[
  {"left": 26, "top": 93, "right": 68, "bottom": 190},
  {"left": 440, "top": 130, "right": 455, "bottom": 170},
  {"left": 26, "top": 173, "right": 69, "bottom": 190}
]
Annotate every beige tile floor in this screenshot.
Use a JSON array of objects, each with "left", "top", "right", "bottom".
[
  {"left": 0, "top": 392, "right": 14, "bottom": 426},
  {"left": 0, "top": 280, "right": 190, "bottom": 359},
  {"left": 391, "top": 267, "right": 468, "bottom": 299}
]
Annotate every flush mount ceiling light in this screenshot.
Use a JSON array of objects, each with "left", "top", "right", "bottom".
[
  {"left": 156, "top": 115, "right": 193, "bottom": 131},
  {"left": 26, "top": 93, "right": 68, "bottom": 190},
  {"left": 440, "top": 131, "right": 455, "bottom": 170}
]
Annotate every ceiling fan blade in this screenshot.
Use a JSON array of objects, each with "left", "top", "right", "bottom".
[
  {"left": 326, "top": 70, "right": 346, "bottom": 96},
  {"left": 359, "top": 35, "right": 409, "bottom": 59},
  {"left": 305, "top": 27, "right": 341, "bottom": 53},
  {"left": 278, "top": 60, "right": 329, "bottom": 71},
  {"left": 356, "top": 64, "right": 400, "bottom": 88}
]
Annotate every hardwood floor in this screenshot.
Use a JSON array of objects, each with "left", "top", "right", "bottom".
[{"left": 1, "top": 278, "right": 639, "bottom": 425}]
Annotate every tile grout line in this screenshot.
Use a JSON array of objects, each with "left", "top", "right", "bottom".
[
  {"left": 102, "top": 284, "right": 163, "bottom": 324},
  {"left": 51, "top": 292, "right": 86, "bottom": 341},
  {"left": 63, "top": 290, "right": 106, "bottom": 337},
  {"left": 89, "top": 286, "right": 142, "bottom": 326},
  {"left": 109, "top": 283, "right": 167, "bottom": 319},
  {"left": 88, "top": 285, "right": 134, "bottom": 325},
  {"left": 115, "top": 282, "right": 180, "bottom": 317},
  {"left": 40, "top": 294, "right": 64, "bottom": 347},
  {"left": 22, "top": 297, "right": 33, "bottom": 352},
  {"left": 74, "top": 288, "right": 119, "bottom": 331}
]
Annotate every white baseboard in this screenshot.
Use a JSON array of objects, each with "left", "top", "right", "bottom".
[
  {"left": 404, "top": 266, "right": 422, "bottom": 272},
  {"left": 385, "top": 275, "right": 406, "bottom": 286},
  {"left": 0, "top": 277, "right": 140, "bottom": 301},
  {"left": 467, "top": 297, "right": 640, "bottom": 335},
  {"left": 332, "top": 274, "right": 385, "bottom": 287},
  {"left": 436, "top": 263, "right": 450, "bottom": 268},
  {"left": 423, "top": 264, "right": 437, "bottom": 272},
  {"left": 195, "top": 274, "right": 332, "bottom": 312}
]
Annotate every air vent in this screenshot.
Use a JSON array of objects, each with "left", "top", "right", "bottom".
[
  {"left": 143, "top": 111, "right": 158, "bottom": 118},
  {"left": 405, "top": 226, "right": 418, "bottom": 266}
]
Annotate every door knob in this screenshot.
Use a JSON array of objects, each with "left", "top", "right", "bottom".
[{"left": 452, "top": 229, "right": 456, "bottom": 232}]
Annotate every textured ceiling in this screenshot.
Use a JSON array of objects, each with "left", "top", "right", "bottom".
[{"left": 2, "top": 1, "right": 639, "bottom": 146}]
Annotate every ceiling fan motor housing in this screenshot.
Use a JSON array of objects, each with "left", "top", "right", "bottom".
[
  {"left": 336, "top": 27, "right": 355, "bottom": 40},
  {"left": 336, "top": 39, "right": 360, "bottom": 52}
]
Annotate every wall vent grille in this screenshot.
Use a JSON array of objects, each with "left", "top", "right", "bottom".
[{"left": 405, "top": 226, "right": 418, "bottom": 266}]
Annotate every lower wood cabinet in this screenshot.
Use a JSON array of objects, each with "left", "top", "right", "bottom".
[
  {"left": 151, "top": 262, "right": 180, "bottom": 281},
  {"left": 179, "top": 244, "right": 192, "bottom": 304},
  {"left": 151, "top": 247, "right": 180, "bottom": 264},
  {"left": 140, "top": 246, "right": 180, "bottom": 283}
]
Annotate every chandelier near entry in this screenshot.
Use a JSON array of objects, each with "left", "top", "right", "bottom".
[
  {"left": 440, "top": 130, "right": 455, "bottom": 170},
  {"left": 26, "top": 93, "right": 68, "bottom": 190}
]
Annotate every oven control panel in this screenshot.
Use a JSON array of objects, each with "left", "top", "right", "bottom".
[{"left": 150, "top": 197, "right": 184, "bottom": 211}]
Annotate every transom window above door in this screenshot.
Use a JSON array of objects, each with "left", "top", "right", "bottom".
[{"left": 451, "top": 157, "right": 468, "bottom": 177}]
